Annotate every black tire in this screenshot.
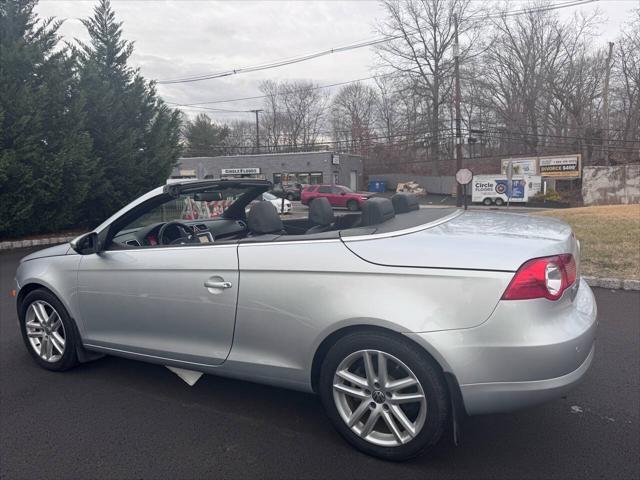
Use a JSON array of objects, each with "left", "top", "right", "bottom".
[
  {"left": 347, "top": 200, "right": 360, "bottom": 211},
  {"left": 494, "top": 198, "right": 504, "bottom": 206},
  {"left": 319, "top": 331, "right": 449, "bottom": 461},
  {"left": 19, "top": 289, "right": 80, "bottom": 371},
  {"left": 482, "top": 198, "right": 493, "bottom": 206},
  {"left": 286, "top": 192, "right": 295, "bottom": 201}
]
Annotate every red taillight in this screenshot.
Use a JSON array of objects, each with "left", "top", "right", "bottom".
[{"left": 502, "top": 254, "right": 577, "bottom": 301}]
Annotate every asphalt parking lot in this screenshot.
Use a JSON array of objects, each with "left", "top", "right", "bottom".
[{"left": 1, "top": 247, "right": 638, "bottom": 479}]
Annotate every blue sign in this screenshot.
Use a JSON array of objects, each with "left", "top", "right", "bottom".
[{"left": 495, "top": 179, "right": 525, "bottom": 199}]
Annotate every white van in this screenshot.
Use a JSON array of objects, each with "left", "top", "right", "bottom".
[{"left": 472, "top": 175, "right": 542, "bottom": 206}]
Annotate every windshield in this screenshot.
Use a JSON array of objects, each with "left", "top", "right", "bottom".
[{"left": 122, "top": 188, "right": 246, "bottom": 231}]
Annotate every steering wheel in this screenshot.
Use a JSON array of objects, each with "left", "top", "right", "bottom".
[{"left": 157, "top": 221, "right": 197, "bottom": 245}]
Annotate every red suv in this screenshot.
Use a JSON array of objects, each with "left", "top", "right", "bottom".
[{"left": 301, "top": 184, "right": 372, "bottom": 211}]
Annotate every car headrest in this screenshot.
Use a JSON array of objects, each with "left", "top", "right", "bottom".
[
  {"left": 360, "top": 197, "right": 395, "bottom": 226},
  {"left": 309, "top": 197, "right": 335, "bottom": 226},
  {"left": 247, "top": 201, "right": 283, "bottom": 234},
  {"left": 392, "top": 193, "right": 420, "bottom": 213}
]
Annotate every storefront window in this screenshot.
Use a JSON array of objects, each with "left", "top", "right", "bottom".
[
  {"left": 310, "top": 172, "right": 323, "bottom": 184},
  {"left": 274, "top": 172, "right": 323, "bottom": 185}
]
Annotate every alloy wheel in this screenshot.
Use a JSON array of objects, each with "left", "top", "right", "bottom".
[
  {"left": 332, "top": 349, "right": 427, "bottom": 447},
  {"left": 25, "top": 300, "right": 66, "bottom": 363}
]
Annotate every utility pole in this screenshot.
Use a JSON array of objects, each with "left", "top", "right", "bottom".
[
  {"left": 602, "top": 42, "right": 614, "bottom": 166},
  {"left": 250, "top": 109, "right": 263, "bottom": 154},
  {"left": 453, "top": 13, "right": 463, "bottom": 207}
]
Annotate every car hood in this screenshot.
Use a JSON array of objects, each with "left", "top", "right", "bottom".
[
  {"left": 20, "top": 243, "right": 72, "bottom": 263},
  {"left": 343, "top": 210, "right": 577, "bottom": 272}
]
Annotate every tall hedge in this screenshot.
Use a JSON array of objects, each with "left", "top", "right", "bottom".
[{"left": 0, "top": 0, "right": 182, "bottom": 239}]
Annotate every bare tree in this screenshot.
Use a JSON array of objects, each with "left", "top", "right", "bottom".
[
  {"left": 373, "top": 74, "right": 402, "bottom": 142},
  {"left": 280, "top": 80, "right": 329, "bottom": 148},
  {"left": 483, "top": 3, "right": 569, "bottom": 154},
  {"left": 613, "top": 8, "right": 640, "bottom": 162},
  {"left": 225, "top": 120, "right": 256, "bottom": 154},
  {"left": 330, "top": 82, "right": 379, "bottom": 154},
  {"left": 258, "top": 80, "right": 328, "bottom": 151},
  {"left": 259, "top": 80, "right": 283, "bottom": 151},
  {"left": 550, "top": 12, "right": 605, "bottom": 164},
  {"left": 376, "top": 0, "right": 481, "bottom": 173}
]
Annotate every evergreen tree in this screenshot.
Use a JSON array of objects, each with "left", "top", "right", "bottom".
[
  {"left": 0, "top": 0, "right": 93, "bottom": 237},
  {"left": 76, "top": 0, "right": 181, "bottom": 224},
  {"left": 183, "top": 113, "right": 230, "bottom": 157}
]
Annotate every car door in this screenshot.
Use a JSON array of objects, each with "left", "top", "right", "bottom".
[
  {"left": 331, "top": 186, "right": 348, "bottom": 207},
  {"left": 77, "top": 244, "right": 238, "bottom": 366},
  {"left": 316, "top": 185, "right": 333, "bottom": 204}
]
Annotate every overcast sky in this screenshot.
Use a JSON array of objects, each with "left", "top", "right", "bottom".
[{"left": 37, "top": 0, "right": 639, "bottom": 123}]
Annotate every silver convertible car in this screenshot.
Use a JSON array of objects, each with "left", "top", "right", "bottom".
[{"left": 15, "top": 179, "right": 597, "bottom": 461}]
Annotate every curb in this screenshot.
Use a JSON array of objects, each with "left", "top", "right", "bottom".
[
  {"left": 1, "top": 236, "right": 639, "bottom": 291},
  {"left": 0, "top": 235, "right": 76, "bottom": 251},
  {"left": 583, "top": 276, "right": 640, "bottom": 291}
]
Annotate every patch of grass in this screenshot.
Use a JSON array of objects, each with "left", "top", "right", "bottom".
[{"left": 534, "top": 205, "right": 640, "bottom": 280}]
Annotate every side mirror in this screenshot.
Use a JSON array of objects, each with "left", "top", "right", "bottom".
[
  {"left": 70, "top": 232, "right": 101, "bottom": 255},
  {"left": 340, "top": 191, "right": 346, "bottom": 195}
]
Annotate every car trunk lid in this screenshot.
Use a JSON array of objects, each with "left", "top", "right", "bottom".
[{"left": 343, "top": 210, "right": 579, "bottom": 272}]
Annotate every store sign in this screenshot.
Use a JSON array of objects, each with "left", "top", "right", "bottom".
[
  {"left": 221, "top": 167, "right": 261, "bottom": 175},
  {"left": 501, "top": 158, "right": 537, "bottom": 176},
  {"left": 538, "top": 155, "right": 581, "bottom": 178},
  {"left": 332, "top": 154, "right": 340, "bottom": 165}
]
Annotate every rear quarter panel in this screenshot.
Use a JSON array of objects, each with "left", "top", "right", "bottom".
[{"left": 230, "top": 239, "right": 512, "bottom": 391}]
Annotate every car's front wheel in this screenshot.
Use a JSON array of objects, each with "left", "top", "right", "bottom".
[
  {"left": 319, "top": 331, "right": 448, "bottom": 461},
  {"left": 19, "top": 289, "right": 80, "bottom": 371}
]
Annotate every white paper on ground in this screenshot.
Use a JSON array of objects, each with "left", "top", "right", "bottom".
[{"left": 166, "top": 366, "right": 204, "bottom": 386}]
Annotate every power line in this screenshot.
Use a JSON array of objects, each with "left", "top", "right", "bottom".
[
  {"left": 205, "top": 131, "right": 639, "bottom": 156},
  {"left": 157, "top": 38, "right": 392, "bottom": 85},
  {"left": 177, "top": 106, "right": 254, "bottom": 113},
  {"left": 165, "top": 72, "right": 395, "bottom": 107},
  {"left": 467, "top": 126, "right": 640, "bottom": 145},
  {"left": 166, "top": 70, "right": 493, "bottom": 108},
  {"left": 157, "top": 0, "right": 597, "bottom": 85}
]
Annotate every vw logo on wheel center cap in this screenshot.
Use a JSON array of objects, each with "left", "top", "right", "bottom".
[{"left": 372, "top": 390, "right": 385, "bottom": 404}]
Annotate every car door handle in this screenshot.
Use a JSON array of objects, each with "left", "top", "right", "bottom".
[{"left": 204, "top": 280, "right": 232, "bottom": 289}]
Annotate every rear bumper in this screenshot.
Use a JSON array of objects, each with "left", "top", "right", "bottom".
[
  {"left": 407, "top": 278, "right": 597, "bottom": 415},
  {"left": 459, "top": 343, "right": 594, "bottom": 415}
]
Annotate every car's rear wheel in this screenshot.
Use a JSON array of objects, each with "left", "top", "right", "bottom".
[
  {"left": 19, "top": 289, "right": 79, "bottom": 371},
  {"left": 347, "top": 200, "right": 359, "bottom": 211},
  {"left": 482, "top": 197, "right": 493, "bottom": 206},
  {"left": 319, "top": 331, "right": 448, "bottom": 461}
]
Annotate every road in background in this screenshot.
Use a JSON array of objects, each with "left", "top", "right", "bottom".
[
  {"left": 285, "top": 197, "right": 546, "bottom": 218},
  {"left": 1, "top": 247, "right": 638, "bottom": 479}
]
